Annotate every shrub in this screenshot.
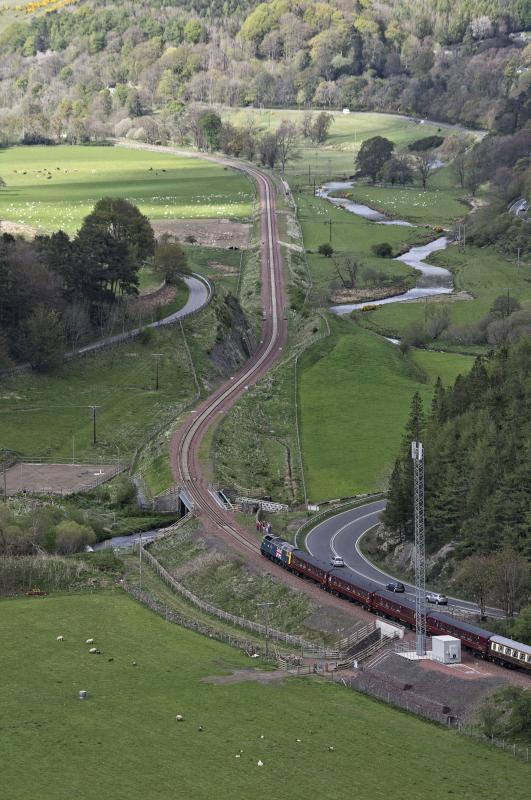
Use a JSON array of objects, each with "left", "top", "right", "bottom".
[
  {"left": 408, "top": 135, "right": 445, "bottom": 151},
  {"left": 318, "top": 242, "right": 334, "bottom": 257},
  {"left": 371, "top": 242, "right": 393, "bottom": 258}
]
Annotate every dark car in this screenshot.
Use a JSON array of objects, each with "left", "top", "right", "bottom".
[{"left": 386, "top": 581, "right": 405, "bottom": 593}]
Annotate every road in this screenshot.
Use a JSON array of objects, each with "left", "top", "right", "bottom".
[
  {"left": 72, "top": 273, "right": 211, "bottom": 359},
  {"left": 305, "top": 500, "right": 504, "bottom": 619}
]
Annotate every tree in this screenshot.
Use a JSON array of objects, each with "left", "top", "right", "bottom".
[
  {"left": 453, "top": 152, "right": 466, "bottom": 188},
  {"left": 153, "top": 239, "right": 190, "bottom": 284},
  {"left": 454, "top": 555, "right": 494, "bottom": 618},
  {"left": 318, "top": 242, "right": 334, "bottom": 257},
  {"left": 22, "top": 306, "right": 64, "bottom": 371},
  {"left": 53, "top": 520, "right": 95, "bottom": 555},
  {"left": 78, "top": 198, "right": 155, "bottom": 265},
  {"left": 379, "top": 155, "right": 414, "bottom": 186},
  {"left": 491, "top": 548, "right": 530, "bottom": 618},
  {"left": 258, "top": 132, "right": 278, "bottom": 169},
  {"left": 309, "top": 112, "right": 334, "bottom": 144},
  {"left": 356, "top": 137, "right": 395, "bottom": 183},
  {"left": 199, "top": 111, "right": 222, "bottom": 151},
  {"left": 371, "top": 242, "right": 393, "bottom": 258},
  {"left": 491, "top": 294, "right": 521, "bottom": 318},
  {"left": 333, "top": 253, "right": 361, "bottom": 288},
  {"left": 275, "top": 120, "right": 299, "bottom": 173},
  {"left": 511, "top": 604, "right": 531, "bottom": 645},
  {"left": 413, "top": 152, "right": 435, "bottom": 189}
]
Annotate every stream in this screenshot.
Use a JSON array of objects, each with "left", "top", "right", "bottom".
[{"left": 317, "top": 182, "right": 454, "bottom": 314}]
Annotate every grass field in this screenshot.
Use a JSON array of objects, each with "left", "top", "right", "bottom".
[
  {"left": 0, "top": 325, "right": 197, "bottom": 463},
  {"left": 0, "top": 145, "right": 254, "bottom": 234},
  {"left": 363, "top": 244, "right": 531, "bottom": 339},
  {"left": 1, "top": 591, "right": 528, "bottom": 800},
  {"left": 224, "top": 108, "right": 468, "bottom": 183},
  {"left": 341, "top": 165, "right": 470, "bottom": 227},
  {"left": 298, "top": 317, "right": 474, "bottom": 501}
]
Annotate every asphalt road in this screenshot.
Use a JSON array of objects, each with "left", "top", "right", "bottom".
[{"left": 305, "top": 500, "right": 504, "bottom": 619}]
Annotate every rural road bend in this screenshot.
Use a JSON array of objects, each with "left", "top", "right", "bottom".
[{"left": 306, "top": 501, "right": 504, "bottom": 619}]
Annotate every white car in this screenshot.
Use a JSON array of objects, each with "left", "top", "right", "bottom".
[
  {"left": 330, "top": 556, "right": 345, "bottom": 568},
  {"left": 426, "top": 592, "right": 448, "bottom": 605}
]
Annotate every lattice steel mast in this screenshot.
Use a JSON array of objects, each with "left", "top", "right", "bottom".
[{"left": 412, "top": 441, "right": 426, "bottom": 656}]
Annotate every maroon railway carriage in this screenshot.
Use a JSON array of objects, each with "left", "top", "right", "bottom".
[
  {"left": 327, "top": 569, "right": 374, "bottom": 608},
  {"left": 427, "top": 612, "right": 490, "bottom": 656},
  {"left": 290, "top": 551, "right": 328, "bottom": 587},
  {"left": 371, "top": 590, "right": 417, "bottom": 628}
]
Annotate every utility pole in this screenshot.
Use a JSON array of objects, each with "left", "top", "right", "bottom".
[
  {"left": 139, "top": 533, "right": 143, "bottom": 591},
  {"left": 517, "top": 248, "right": 520, "bottom": 269},
  {"left": 257, "top": 601, "right": 274, "bottom": 658},
  {"left": 329, "top": 218, "right": 332, "bottom": 242},
  {"left": 2, "top": 454, "right": 6, "bottom": 504},
  {"left": 152, "top": 353, "right": 163, "bottom": 391},
  {"left": 412, "top": 441, "right": 426, "bottom": 657},
  {"left": 507, "top": 287, "right": 511, "bottom": 317},
  {"left": 88, "top": 405, "right": 99, "bottom": 446},
  {"left": 308, "top": 164, "right": 311, "bottom": 185}
]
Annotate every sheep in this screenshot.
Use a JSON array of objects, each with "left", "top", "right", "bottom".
[
  {"left": 89, "top": 647, "right": 98, "bottom": 654},
  {"left": 175, "top": 714, "right": 184, "bottom": 722},
  {"left": 85, "top": 638, "right": 94, "bottom": 644},
  {"left": 56, "top": 635, "right": 64, "bottom": 641},
  {"left": 257, "top": 760, "right": 264, "bottom": 767}
]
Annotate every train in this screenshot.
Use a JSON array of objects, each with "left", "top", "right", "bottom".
[{"left": 260, "top": 534, "right": 531, "bottom": 672}]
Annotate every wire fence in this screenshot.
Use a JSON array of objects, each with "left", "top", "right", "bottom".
[{"left": 140, "top": 541, "right": 312, "bottom": 650}]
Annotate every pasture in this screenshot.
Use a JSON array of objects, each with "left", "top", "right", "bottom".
[
  {"left": 1, "top": 590, "right": 528, "bottom": 800},
  {"left": 364, "top": 244, "right": 531, "bottom": 340},
  {"left": 0, "top": 324, "right": 197, "bottom": 463},
  {"left": 298, "top": 317, "right": 473, "bottom": 501},
  {"left": 0, "top": 145, "right": 254, "bottom": 234}
]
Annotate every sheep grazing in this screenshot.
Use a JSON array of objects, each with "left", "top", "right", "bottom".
[
  {"left": 235, "top": 754, "right": 240, "bottom": 759},
  {"left": 56, "top": 635, "right": 64, "bottom": 641},
  {"left": 257, "top": 760, "right": 264, "bottom": 767},
  {"left": 85, "top": 638, "right": 94, "bottom": 645},
  {"left": 175, "top": 715, "right": 184, "bottom": 722},
  {"left": 89, "top": 647, "right": 98, "bottom": 654},
  {"left": 328, "top": 746, "right": 334, "bottom": 752},
  {"left": 198, "top": 726, "right": 203, "bottom": 732}
]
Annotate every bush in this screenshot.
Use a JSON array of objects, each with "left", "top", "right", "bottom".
[
  {"left": 408, "top": 135, "right": 445, "bottom": 151},
  {"left": 318, "top": 242, "right": 334, "bottom": 257},
  {"left": 371, "top": 242, "right": 393, "bottom": 258},
  {"left": 138, "top": 327, "right": 153, "bottom": 345}
]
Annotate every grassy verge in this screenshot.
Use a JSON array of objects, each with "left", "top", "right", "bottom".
[
  {"left": 148, "top": 526, "right": 325, "bottom": 641},
  {"left": 1, "top": 590, "right": 528, "bottom": 800},
  {"left": 298, "top": 316, "right": 474, "bottom": 501}
]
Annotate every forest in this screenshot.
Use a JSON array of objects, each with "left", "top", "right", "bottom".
[
  {"left": 0, "top": 0, "right": 529, "bottom": 145},
  {"left": 384, "top": 339, "right": 531, "bottom": 562}
]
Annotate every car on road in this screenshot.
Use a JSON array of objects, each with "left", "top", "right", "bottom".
[
  {"left": 426, "top": 591, "right": 448, "bottom": 605},
  {"left": 330, "top": 556, "right": 345, "bottom": 567},
  {"left": 386, "top": 581, "right": 405, "bottom": 593}
]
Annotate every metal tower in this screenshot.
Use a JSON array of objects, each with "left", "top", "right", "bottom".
[{"left": 411, "top": 441, "right": 426, "bottom": 656}]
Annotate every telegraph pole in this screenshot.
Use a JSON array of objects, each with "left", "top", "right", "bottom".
[
  {"left": 412, "top": 441, "right": 426, "bottom": 657},
  {"left": 152, "top": 353, "right": 163, "bottom": 391},
  {"left": 257, "top": 601, "right": 274, "bottom": 658},
  {"left": 88, "top": 405, "right": 99, "bottom": 446}
]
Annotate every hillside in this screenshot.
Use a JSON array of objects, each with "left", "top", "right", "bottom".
[{"left": 0, "top": 0, "right": 529, "bottom": 146}]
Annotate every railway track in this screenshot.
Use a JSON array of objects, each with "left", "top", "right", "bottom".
[{"left": 165, "top": 156, "right": 288, "bottom": 553}]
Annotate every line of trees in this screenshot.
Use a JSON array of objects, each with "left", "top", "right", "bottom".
[{"left": 355, "top": 134, "right": 441, "bottom": 188}]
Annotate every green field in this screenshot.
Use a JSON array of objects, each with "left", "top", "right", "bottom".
[
  {"left": 341, "top": 165, "right": 469, "bottom": 227},
  {"left": 298, "top": 317, "right": 474, "bottom": 501},
  {"left": 1, "top": 591, "right": 528, "bottom": 800},
  {"left": 0, "top": 145, "right": 254, "bottom": 233},
  {"left": 224, "top": 108, "right": 471, "bottom": 183},
  {"left": 364, "top": 244, "right": 531, "bottom": 339},
  {"left": 0, "top": 325, "right": 196, "bottom": 462}
]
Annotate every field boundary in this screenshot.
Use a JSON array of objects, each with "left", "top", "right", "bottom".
[{"left": 140, "top": 539, "right": 311, "bottom": 649}]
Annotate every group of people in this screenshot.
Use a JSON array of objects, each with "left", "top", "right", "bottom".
[{"left": 256, "top": 519, "right": 272, "bottom": 535}]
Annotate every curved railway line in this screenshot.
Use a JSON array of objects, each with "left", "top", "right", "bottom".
[{"left": 166, "top": 157, "right": 288, "bottom": 554}]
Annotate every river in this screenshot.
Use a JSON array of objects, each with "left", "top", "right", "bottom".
[{"left": 317, "top": 182, "right": 454, "bottom": 314}]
